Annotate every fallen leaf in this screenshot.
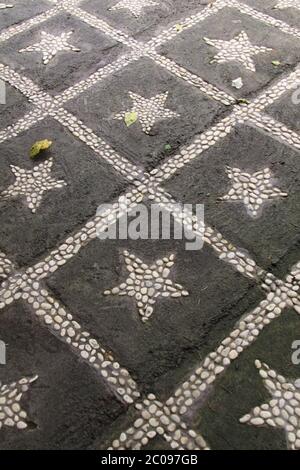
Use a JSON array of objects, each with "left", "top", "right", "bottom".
[
  {"left": 272, "top": 60, "right": 281, "bottom": 67},
  {"left": 30, "top": 139, "right": 52, "bottom": 158},
  {"left": 175, "top": 24, "right": 184, "bottom": 32},
  {"left": 237, "top": 98, "right": 250, "bottom": 105},
  {"left": 232, "top": 77, "right": 243, "bottom": 89},
  {"left": 124, "top": 111, "right": 138, "bottom": 127}
]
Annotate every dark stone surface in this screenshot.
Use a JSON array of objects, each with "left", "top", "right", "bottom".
[
  {"left": 242, "top": 0, "right": 300, "bottom": 29},
  {"left": 0, "top": 11, "right": 127, "bottom": 95},
  {"left": 65, "top": 56, "right": 226, "bottom": 170},
  {"left": 0, "top": 0, "right": 299, "bottom": 451},
  {"left": 0, "top": 117, "right": 128, "bottom": 267},
  {"left": 0, "top": 301, "right": 125, "bottom": 450},
  {"left": 0, "top": 0, "right": 51, "bottom": 31},
  {"left": 164, "top": 124, "right": 300, "bottom": 271},
  {"left": 159, "top": 6, "right": 300, "bottom": 99},
  {"left": 196, "top": 308, "right": 300, "bottom": 450},
  {"left": 47, "top": 217, "right": 263, "bottom": 398}
]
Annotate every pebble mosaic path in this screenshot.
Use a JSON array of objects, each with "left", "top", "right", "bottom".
[{"left": 0, "top": 0, "right": 299, "bottom": 450}]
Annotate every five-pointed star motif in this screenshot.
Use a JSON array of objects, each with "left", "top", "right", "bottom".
[
  {"left": 219, "top": 166, "right": 288, "bottom": 218},
  {"left": 114, "top": 91, "right": 179, "bottom": 134},
  {"left": 0, "top": 375, "right": 38, "bottom": 430},
  {"left": 0, "top": 158, "right": 67, "bottom": 213},
  {"left": 19, "top": 31, "right": 80, "bottom": 65},
  {"left": 275, "top": 0, "right": 300, "bottom": 10},
  {"left": 240, "top": 361, "right": 300, "bottom": 450},
  {"left": 204, "top": 31, "right": 272, "bottom": 72},
  {"left": 0, "top": 3, "right": 13, "bottom": 9},
  {"left": 109, "top": 0, "right": 159, "bottom": 17},
  {"left": 104, "top": 251, "right": 189, "bottom": 322}
]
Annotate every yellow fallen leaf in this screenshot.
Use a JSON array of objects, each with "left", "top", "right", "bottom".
[
  {"left": 124, "top": 111, "right": 138, "bottom": 127},
  {"left": 30, "top": 139, "right": 52, "bottom": 158}
]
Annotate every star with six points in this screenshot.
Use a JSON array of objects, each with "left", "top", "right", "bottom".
[
  {"left": 19, "top": 31, "right": 80, "bottom": 65},
  {"left": 104, "top": 251, "right": 189, "bottom": 322},
  {"left": 0, "top": 375, "right": 38, "bottom": 430},
  {"left": 204, "top": 31, "right": 272, "bottom": 72},
  {"left": 219, "top": 166, "right": 288, "bottom": 218},
  {"left": 275, "top": 0, "right": 300, "bottom": 10},
  {"left": 0, "top": 158, "right": 67, "bottom": 213},
  {"left": 109, "top": 0, "right": 159, "bottom": 17},
  {"left": 114, "top": 91, "right": 179, "bottom": 134},
  {"left": 240, "top": 361, "right": 300, "bottom": 450}
]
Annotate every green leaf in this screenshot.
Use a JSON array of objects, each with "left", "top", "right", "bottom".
[
  {"left": 272, "top": 60, "right": 281, "bottom": 67},
  {"left": 124, "top": 111, "right": 138, "bottom": 127},
  {"left": 175, "top": 24, "right": 184, "bottom": 32},
  {"left": 30, "top": 139, "right": 52, "bottom": 158},
  {"left": 164, "top": 144, "right": 172, "bottom": 151}
]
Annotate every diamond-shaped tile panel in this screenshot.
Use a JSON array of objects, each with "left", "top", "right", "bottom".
[
  {"left": 0, "top": 12, "right": 127, "bottom": 94},
  {"left": 195, "top": 308, "right": 300, "bottom": 450},
  {"left": 242, "top": 0, "right": 300, "bottom": 29},
  {"left": 266, "top": 89, "right": 300, "bottom": 134},
  {"left": 0, "top": 301, "right": 125, "bottom": 449},
  {"left": 0, "top": 118, "right": 128, "bottom": 267},
  {"left": 159, "top": 7, "right": 300, "bottom": 99},
  {"left": 163, "top": 124, "right": 300, "bottom": 270},
  {"left": 0, "top": 84, "right": 31, "bottom": 129},
  {"left": 65, "top": 57, "right": 226, "bottom": 170},
  {"left": 81, "top": 0, "right": 207, "bottom": 39},
  {"left": 46, "top": 215, "right": 263, "bottom": 397},
  {"left": 0, "top": 0, "right": 51, "bottom": 30}
]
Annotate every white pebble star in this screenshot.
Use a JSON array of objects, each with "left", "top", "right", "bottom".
[
  {"left": 0, "top": 375, "right": 38, "bottom": 431},
  {"left": 114, "top": 91, "right": 179, "bottom": 134},
  {"left": 275, "top": 0, "right": 300, "bottom": 10},
  {"left": 109, "top": 0, "right": 159, "bottom": 17},
  {"left": 104, "top": 251, "right": 189, "bottom": 322},
  {"left": 19, "top": 31, "right": 80, "bottom": 65},
  {"left": 240, "top": 361, "right": 300, "bottom": 450},
  {"left": 0, "top": 158, "right": 67, "bottom": 213},
  {"left": 204, "top": 31, "right": 272, "bottom": 72},
  {"left": 219, "top": 166, "right": 288, "bottom": 218}
]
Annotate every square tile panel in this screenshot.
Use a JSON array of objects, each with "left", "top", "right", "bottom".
[
  {"left": 196, "top": 308, "right": 300, "bottom": 450},
  {"left": 81, "top": 0, "right": 207, "bottom": 39},
  {"left": 163, "top": 124, "right": 300, "bottom": 270},
  {"left": 46, "top": 213, "right": 263, "bottom": 397},
  {"left": 159, "top": 6, "right": 300, "bottom": 99},
  {"left": 242, "top": 0, "right": 300, "bottom": 29},
  {"left": 0, "top": 301, "right": 125, "bottom": 450},
  {"left": 65, "top": 57, "right": 227, "bottom": 170},
  {"left": 0, "top": 118, "right": 128, "bottom": 267},
  {"left": 0, "top": 11, "right": 127, "bottom": 94}
]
